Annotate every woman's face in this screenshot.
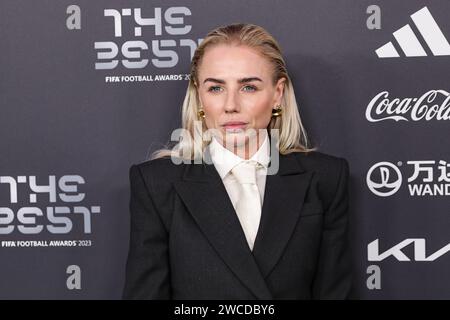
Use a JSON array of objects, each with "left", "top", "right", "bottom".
[{"left": 196, "top": 44, "right": 285, "bottom": 157}]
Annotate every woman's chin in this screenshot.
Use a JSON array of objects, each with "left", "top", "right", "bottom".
[
  {"left": 213, "top": 127, "right": 259, "bottom": 150},
  {"left": 222, "top": 134, "right": 247, "bottom": 148}
]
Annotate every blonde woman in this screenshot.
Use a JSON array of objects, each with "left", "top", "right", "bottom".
[{"left": 123, "top": 23, "right": 351, "bottom": 299}]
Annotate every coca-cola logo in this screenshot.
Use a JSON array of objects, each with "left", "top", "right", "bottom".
[{"left": 366, "top": 90, "right": 450, "bottom": 122}]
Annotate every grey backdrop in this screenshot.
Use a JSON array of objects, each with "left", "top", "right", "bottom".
[{"left": 1, "top": 0, "right": 449, "bottom": 299}]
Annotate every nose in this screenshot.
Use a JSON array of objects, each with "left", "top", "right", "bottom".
[{"left": 223, "top": 89, "right": 240, "bottom": 113}]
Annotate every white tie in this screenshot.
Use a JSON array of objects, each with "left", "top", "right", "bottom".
[{"left": 230, "top": 160, "right": 262, "bottom": 251}]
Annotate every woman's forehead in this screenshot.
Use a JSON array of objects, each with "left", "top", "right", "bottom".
[{"left": 199, "top": 45, "right": 272, "bottom": 80}]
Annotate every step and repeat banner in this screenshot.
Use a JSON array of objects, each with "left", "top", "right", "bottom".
[{"left": 1, "top": 0, "right": 449, "bottom": 299}]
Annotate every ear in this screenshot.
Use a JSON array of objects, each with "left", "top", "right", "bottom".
[
  {"left": 274, "top": 77, "right": 286, "bottom": 105},
  {"left": 193, "top": 81, "right": 203, "bottom": 107}
]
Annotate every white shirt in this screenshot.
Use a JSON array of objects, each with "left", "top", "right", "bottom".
[{"left": 208, "top": 132, "right": 271, "bottom": 210}]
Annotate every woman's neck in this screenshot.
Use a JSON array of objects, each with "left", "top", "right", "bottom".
[{"left": 222, "top": 130, "right": 267, "bottom": 160}]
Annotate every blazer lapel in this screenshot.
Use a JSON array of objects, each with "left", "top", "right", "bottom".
[
  {"left": 252, "top": 153, "right": 313, "bottom": 279},
  {"left": 174, "top": 158, "right": 273, "bottom": 299},
  {"left": 173, "top": 150, "right": 312, "bottom": 299}
]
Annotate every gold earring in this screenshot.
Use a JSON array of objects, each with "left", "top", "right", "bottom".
[
  {"left": 197, "top": 108, "right": 205, "bottom": 119},
  {"left": 272, "top": 105, "right": 282, "bottom": 117}
]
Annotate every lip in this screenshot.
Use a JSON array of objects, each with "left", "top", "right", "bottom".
[{"left": 221, "top": 121, "right": 248, "bottom": 129}]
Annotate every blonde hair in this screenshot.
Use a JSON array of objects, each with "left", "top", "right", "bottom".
[{"left": 151, "top": 23, "right": 316, "bottom": 161}]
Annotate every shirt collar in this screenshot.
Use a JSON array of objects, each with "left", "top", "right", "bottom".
[{"left": 208, "top": 131, "right": 270, "bottom": 179}]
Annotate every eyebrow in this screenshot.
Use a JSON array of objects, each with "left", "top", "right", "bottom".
[{"left": 203, "top": 77, "right": 263, "bottom": 84}]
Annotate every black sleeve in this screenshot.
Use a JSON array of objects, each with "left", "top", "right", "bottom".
[
  {"left": 312, "top": 158, "right": 352, "bottom": 299},
  {"left": 122, "top": 164, "right": 171, "bottom": 299}
]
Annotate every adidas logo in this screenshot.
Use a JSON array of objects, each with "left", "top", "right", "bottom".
[{"left": 376, "top": 6, "right": 450, "bottom": 58}]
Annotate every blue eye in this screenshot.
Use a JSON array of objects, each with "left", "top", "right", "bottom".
[
  {"left": 208, "top": 86, "right": 222, "bottom": 92},
  {"left": 207, "top": 85, "right": 256, "bottom": 93},
  {"left": 243, "top": 85, "right": 256, "bottom": 92}
]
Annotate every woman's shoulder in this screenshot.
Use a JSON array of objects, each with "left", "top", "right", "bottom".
[
  {"left": 129, "top": 156, "right": 186, "bottom": 185},
  {"left": 133, "top": 156, "right": 179, "bottom": 170},
  {"left": 293, "top": 150, "right": 350, "bottom": 208},
  {"left": 294, "top": 150, "right": 349, "bottom": 191}
]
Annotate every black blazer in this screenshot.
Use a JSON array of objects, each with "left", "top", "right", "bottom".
[{"left": 122, "top": 149, "right": 352, "bottom": 300}]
